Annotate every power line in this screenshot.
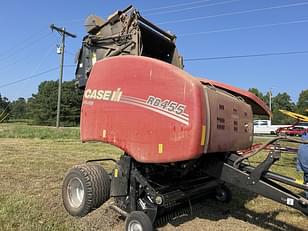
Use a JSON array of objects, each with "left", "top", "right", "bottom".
[
  {"left": 145, "top": 0, "right": 240, "bottom": 16},
  {"left": 0, "top": 65, "right": 75, "bottom": 89},
  {"left": 0, "top": 43, "right": 55, "bottom": 73},
  {"left": 0, "top": 31, "right": 52, "bottom": 63},
  {"left": 57, "top": 0, "right": 218, "bottom": 24},
  {"left": 158, "top": 1, "right": 308, "bottom": 25},
  {"left": 143, "top": 0, "right": 216, "bottom": 12},
  {"left": 0, "top": 56, "right": 30, "bottom": 72},
  {"left": 0, "top": 67, "right": 58, "bottom": 88},
  {"left": 0, "top": 29, "right": 49, "bottom": 58},
  {"left": 184, "top": 50, "right": 308, "bottom": 61},
  {"left": 178, "top": 19, "right": 308, "bottom": 36},
  {"left": 28, "top": 46, "right": 55, "bottom": 76},
  {"left": 1, "top": 49, "right": 307, "bottom": 89},
  {"left": 55, "top": 1, "right": 308, "bottom": 29},
  {"left": 1, "top": 50, "right": 306, "bottom": 89}
]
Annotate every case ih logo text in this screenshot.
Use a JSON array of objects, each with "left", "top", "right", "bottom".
[{"left": 84, "top": 88, "right": 122, "bottom": 101}]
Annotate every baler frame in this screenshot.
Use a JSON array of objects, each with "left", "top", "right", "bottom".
[{"left": 83, "top": 136, "right": 308, "bottom": 228}]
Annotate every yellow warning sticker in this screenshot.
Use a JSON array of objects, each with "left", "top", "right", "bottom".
[
  {"left": 201, "top": 125, "right": 206, "bottom": 145},
  {"left": 158, "top": 144, "right": 163, "bottom": 154},
  {"left": 114, "top": 168, "right": 118, "bottom": 178}
]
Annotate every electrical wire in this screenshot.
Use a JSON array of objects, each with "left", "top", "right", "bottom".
[
  {"left": 2, "top": 50, "right": 308, "bottom": 89},
  {"left": 145, "top": 0, "right": 240, "bottom": 16},
  {"left": 56, "top": 1, "right": 218, "bottom": 25},
  {"left": 0, "top": 67, "right": 58, "bottom": 88},
  {"left": 0, "top": 31, "right": 52, "bottom": 63},
  {"left": 0, "top": 29, "right": 49, "bottom": 58},
  {"left": 178, "top": 19, "right": 308, "bottom": 36},
  {"left": 143, "top": 0, "right": 217, "bottom": 12},
  {"left": 26, "top": 46, "right": 55, "bottom": 78},
  {"left": 158, "top": 1, "right": 308, "bottom": 25},
  {"left": 58, "top": 0, "right": 219, "bottom": 24},
  {"left": 184, "top": 50, "right": 308, "bottom": 62},
  {"left": 0, "top": 56, "right": 30, "bottom": 72},
  {"left": 0, "top": 42, "right": 55, "bottom": 73},
  {"left": 0, "top": 65, "right": 75, "bottom": 89}
]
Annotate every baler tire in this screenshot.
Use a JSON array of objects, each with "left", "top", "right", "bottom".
[
  {"left": 125, "top": 211, "right": 153, "bottom": 231},
  {"left": 62, "top": 163, "right": 110, "bottom": 217},
  {"left": 215, "top": 185, "right": 232, "bottom": 203}
]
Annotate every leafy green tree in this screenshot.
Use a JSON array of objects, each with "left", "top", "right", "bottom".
[
  {"left": 272, "top": 92, "right": 296, "bottom": 124},
  {"left": 10, "top": 97, "right": 28, "bottom": 120},
  {"left": 248, "top": 88, "right": 266, "bottom": 101},
  {"left": 0, "top": 93, "right": 10, "bottom": 122},
  {"left": 28, "top": 81, "right": 58, "bottom": 125},
  {"left": 60, "top": 81, "right": 83, "bottom": 126},
  {"left": 296, "top": 90, "right": 308, "bottom": 116},
  {"left": 248, "top": 88, "right": 270, "bottom": 120},
  {"left": 28, "top": 80, "right": 83, "bottom": 126}
]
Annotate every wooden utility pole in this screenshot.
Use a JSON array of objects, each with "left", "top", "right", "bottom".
[
  {"left": 50, "top": 24, "right": 76, "bottom": 128},
  {"left": 269, "top": 89, "right": 272, "bottom": 121}
]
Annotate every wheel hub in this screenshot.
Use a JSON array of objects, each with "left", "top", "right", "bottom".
[
  {"left": 128, "top": 220, "right": 143, "bottom": 231},
  {"left": 67, "top": 177, "right": 85, "bottom": 208}
]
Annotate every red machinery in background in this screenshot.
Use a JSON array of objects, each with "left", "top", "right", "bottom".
[{"left": 62, "top": 6, "right": 308, "bottom": 231}]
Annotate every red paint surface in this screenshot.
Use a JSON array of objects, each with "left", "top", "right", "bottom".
[
  {"left": 81, "top": 56, "right": 205, "bottom": 163},
  {"left": 81, "top": 56, "right": 269, "bottom": 163}
]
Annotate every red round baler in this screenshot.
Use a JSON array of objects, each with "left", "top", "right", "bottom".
[
  {"left": 62, "top": 6, "right": 308, "bottom": 231},
  {"left": 81, "top": 56, "right": 254, "bottom": 163}
]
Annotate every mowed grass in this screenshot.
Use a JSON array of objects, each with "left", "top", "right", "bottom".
[
  {"left": 0, "top": 123, "right": 123, "bottom": 231},
  {"left": 0, "top": 123, "right": 80, "bottom": 140},
  {"left": 0, "top": 123, "right": 307, "bottom": 231}
]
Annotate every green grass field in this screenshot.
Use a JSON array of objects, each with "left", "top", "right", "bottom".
[{"left": 0, "top": 123, "right": 307, "bottom": 231}]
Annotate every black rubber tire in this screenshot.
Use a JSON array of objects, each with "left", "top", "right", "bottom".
[
  {"left": 125, "top": 211, "right": 153, "bottom": 231},
  {"left": 62, "top": 163, "right": 110, "bottom": 217},
  {"left": 215, "top": 185, "right": 232, "bottom": 203}
]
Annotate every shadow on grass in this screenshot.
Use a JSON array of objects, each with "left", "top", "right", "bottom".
[{"left": 156, "top": 186, "right": 306, "bottom": 231}]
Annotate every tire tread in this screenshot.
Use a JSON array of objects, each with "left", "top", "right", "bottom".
[{"left": 62, "top": 163, "right": 110, "bottom": 217}]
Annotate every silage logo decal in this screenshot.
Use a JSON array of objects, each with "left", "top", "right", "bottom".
[{"left": 83, "top": 88, "right": 189, "bottom": 125}]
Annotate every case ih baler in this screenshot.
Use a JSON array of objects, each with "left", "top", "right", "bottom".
[{"left": 62, "top": 6, "right": 308, "bottom": 231}]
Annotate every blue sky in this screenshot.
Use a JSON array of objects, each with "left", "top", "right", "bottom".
[{"left": 0, "top": 0, "right": 307, "bottom": 103}]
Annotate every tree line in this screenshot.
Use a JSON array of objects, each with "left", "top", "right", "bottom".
[
  {"left": 0, "top": 81, "right": 307, "bottom": 126},
  {"left": 0, "top": 80, "right": 83, "bottom": 126},
  {"left": 248, "top": 88, "right": 308, "bottom": 124}
]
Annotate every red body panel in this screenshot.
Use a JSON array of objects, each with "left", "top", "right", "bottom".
[{"left": 81, "top": 56, "right": 205, "bottom": 163}]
